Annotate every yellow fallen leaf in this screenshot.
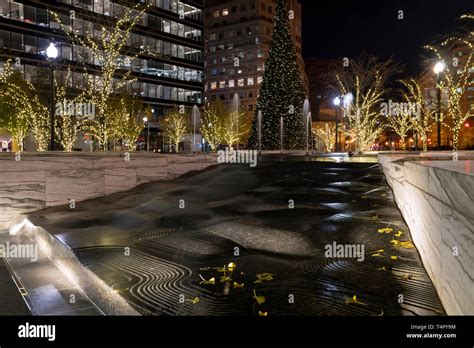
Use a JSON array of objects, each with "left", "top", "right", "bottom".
[
  {"left": 233, "top": 282, "right": 244, "bottom": 288},
  {"left": 345, "top": 294, "right": 367, "bottom": 306},
  {"left": 390, "top": 256, "right": 398, "bottom": 260},
  {"left": 199, "top": 274, "right": 216, "bottom": 285},
  {"left": 378, "top": 227, "right": 393, "bottom": 233},
  {"left": 253, "top": 289, "right": 266, "bottom": 305},
  {"left": 220, "top": 276, "right": 231, "bottom": 283},
  {"left": 227, "top": 262, "right": 237, "bottom": 271},
  {"left": 374, "top": 309, "right": 384, "bottom": 316},
  {"left": 374, "top": 249, "right": 384, "bottom": 253},
  {"left": 254, "top": 273, "right": 274, "bottom": 283},
  {"left": 258, "top": 311, "right": 268, "bottom": 316},
  {"left": 395, "top": 231, "right": 403, "bottom": 237},
  {"left": 400, "top": 241, "right": 415, "bottom": 249},
  {"left": 377, "top": 266, "right": 387, "bottom": 271},
  {"left": 371, "top": 253, "right": 383, "bottom": 257},
  {"left": 186, "top": 297, "right": 200, "bottom": 305},
  {"left": 214, "top": 265, "right": 227, "bottom": 273}
]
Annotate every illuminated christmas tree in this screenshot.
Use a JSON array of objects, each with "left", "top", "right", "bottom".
[{"left": 248, "top": 0, "right": 306, "bottom": 149}]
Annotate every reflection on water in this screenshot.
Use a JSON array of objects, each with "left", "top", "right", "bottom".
[{"left": 310, "top": 156, "right": 378, "bottom": 163}]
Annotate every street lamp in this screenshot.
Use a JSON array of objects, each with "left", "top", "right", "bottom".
[
  {"left": 433, "top": 61, "right": 445, "bottom": 150},
  {"left": 46, "top": 43, "right": 58, "bottom": 151},
  {"left": 143, "top": 116, "right": 149, "bottom": 152},
  {"left": 333, "top": 96, "right": 341, "bottom": 152}
]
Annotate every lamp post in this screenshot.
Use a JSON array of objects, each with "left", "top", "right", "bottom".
[
  {"left": 333, "top": 96, "right": 341, "bottom": 152},
  {"left": 46, "top": 43, "right": 58, "bottom": 151},
  {"left": 143, "top": 116, "right": 149, "bottom": 152},
  {"left": 433, "top": 61, "right": 445, "bottom": 151}
]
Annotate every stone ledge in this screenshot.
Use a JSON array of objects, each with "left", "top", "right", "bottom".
[
  {"left": 0, "top": 153, "right": 218, "bottom": 229},
  {"left": 379, "top": 152, "right": 474, "bottom": 315}
]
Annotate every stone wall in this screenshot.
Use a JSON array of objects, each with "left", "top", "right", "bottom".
[
  {"left": 0, "top": 152, "right": 217, "bottom": 229},
  {"left": 379, "top": 152, "right": 474, "bottom": 315}
]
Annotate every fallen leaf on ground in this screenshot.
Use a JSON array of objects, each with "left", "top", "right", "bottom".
[
  {"left": 186, "top": 297, "right": 200, "bottom": 305},
  {"left": 345, "top": 295, "right": 367, "bottom": 306},
  {"left": 253, "top": 289, "right": 266, "bottom": 305},
  {"left": 199, "top": 274, "right": 216, "bottom": 285},
  {"left": 220, "top": 276, "right": 231, "bottom": 283},
  {"left": 400, "top": 241, "right": 415, "bottom": 249},
  {"left": 254, "top": 273, "right": 275, "bottom": 283},
  {"left": 258, "top": 311, "right": 268, "bottom": 316}
]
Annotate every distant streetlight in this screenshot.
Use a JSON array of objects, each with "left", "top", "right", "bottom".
[
  {"left": 343, "top": 92, "right": 353, "bottom": 108},
  {"left": 333, "top": 97, "right": 341, "bottom": 152},
  {"left": 143, "top": 117, "right": 149, "bottom": 152},
  {"left": 46, "top": 43, "right": 58, "bottom": 151},
  {"left": 433, "top": 61, "right": 445, "bottom": 150}
]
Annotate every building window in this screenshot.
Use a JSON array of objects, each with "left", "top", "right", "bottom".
[
  {"left": 238, "top": 79, "right": 244, "bottom": 87},
  {"left": 222, "top": 8, "right": 229, "bottom": 16},
  {"left": 261, "top": 3, "right": 266, "bottom": 11},
  {"left": 211, "top": 82, "right": 217, "bottom": 90},
  {"left": 210, "top": 33, "right": 216, "bottom": 41},
  {"left": 248, "top": 104, "right": 254, "bottom": 111},
  {"left": 257, "top": 77, "right": 263, "bottom": 84},
  {"left": 229, "top": 80, "right": 235, "bottom": 88},
  {"left": 213, "top": 10, "right": 219, "bottom": 18},
  {"left": 248, "top": 78, "right": 254, "bottom": 86},
  {"left": 219, "top": 81, "right": 226, "bottom": 88},
  {"left": 249, "top": 91, "right": 254, "bottom": 98}
]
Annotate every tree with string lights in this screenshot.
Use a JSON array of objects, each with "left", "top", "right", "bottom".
[
  {"left": 248, "top": 0, "right": 306, "bottom": 149},
  {"left": 335, "top": 53, "right": 400, "bottom": 153},
  {"left": 201, "top": 102, "right": 226, "bottom": 151},
  {"left": 222, "top": 109, "right": 249, "bottom": 148},
  {"left": 54, "top": 68, "right": 90, "bottom": 152},
  {"left": 51, "top": 3, "right": 153, "bottom": 150},
  {"left": 425, "top": 35, "right": 473, "bottom": 151},
  {"left": 162, "top": 110, "right": 189, "bottom": 153},
  {"left": 385, "top": 110, "right": 413, "bottom": 151},
  {"left": 399, "top": 79, "right": 435, "bottom": 151},
  {"left": 0, "top": 59, "right": 49, "bottom": 151},
  {"left": 313, "top": 122, "right": 336, "bottom": 152},
  {"left": 111, "top": 94, "right": 150, "bottom": 151}
]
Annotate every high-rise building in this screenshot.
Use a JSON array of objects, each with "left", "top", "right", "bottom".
[
  {"left": 204, "top": 0, "right": 308, "bottom": 113},
  {"left": 0, "top": 0, "right": 205, "bottom": 123}
]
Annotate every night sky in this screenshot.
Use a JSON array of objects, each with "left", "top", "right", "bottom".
[{"left": 300, "top": 0, "right": 473, "bottom": 76}]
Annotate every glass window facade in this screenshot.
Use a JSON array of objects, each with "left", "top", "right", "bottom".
[{"left": 0, "top": 0, "right": 204, "bottom": 119}]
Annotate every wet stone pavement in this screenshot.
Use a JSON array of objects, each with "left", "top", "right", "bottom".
[{"left": 27, "top": 156, "right": 445, "bottom": 316}]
